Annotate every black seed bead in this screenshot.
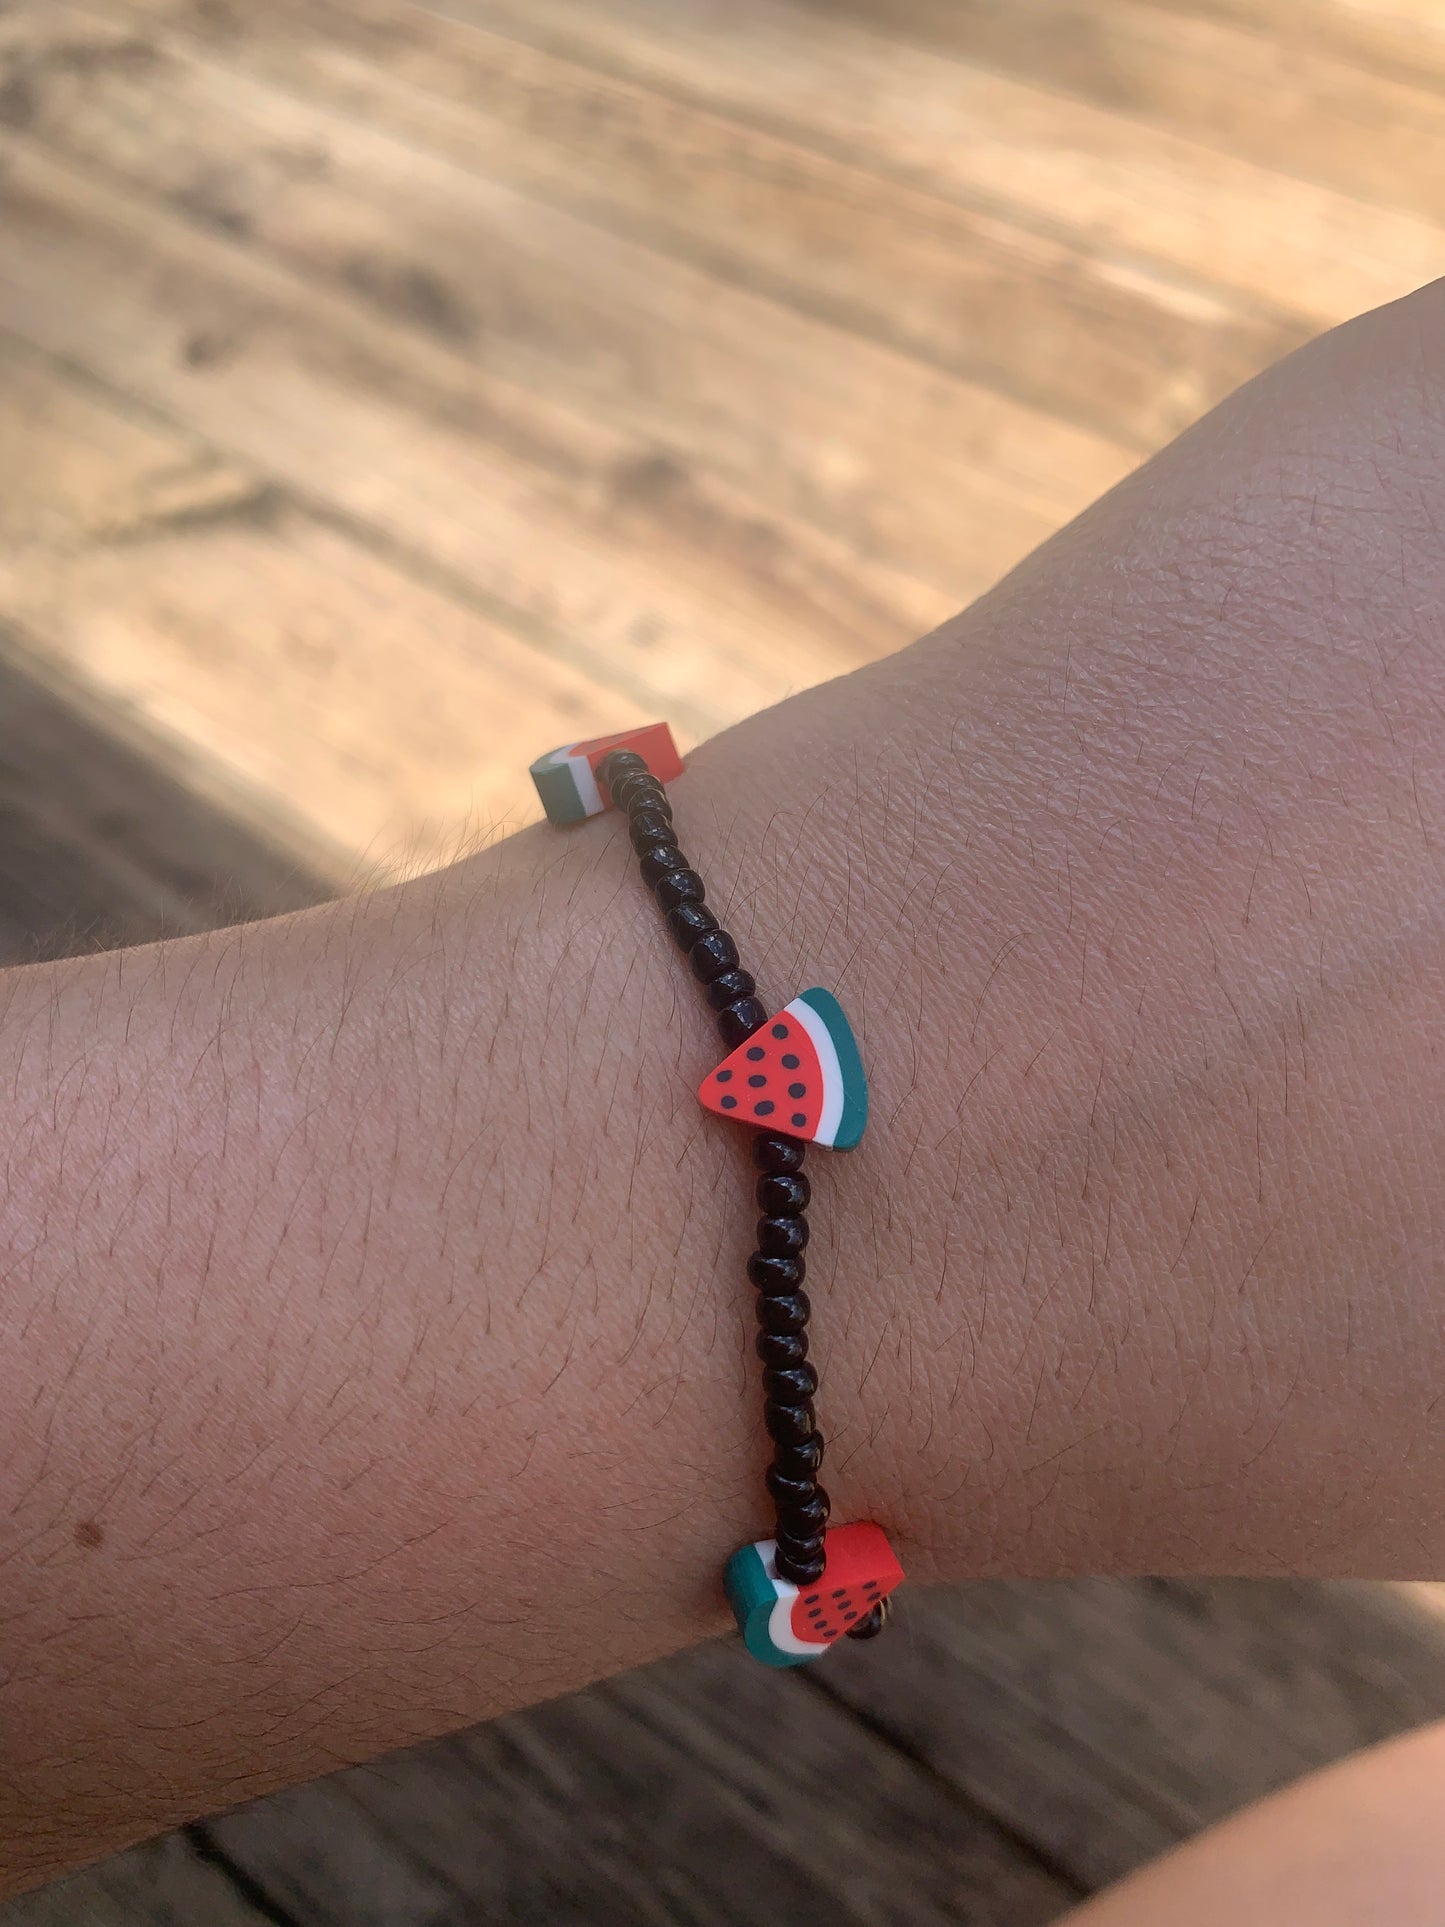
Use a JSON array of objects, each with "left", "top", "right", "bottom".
[
  {"left": 716, "top": 996, "right": 769, "bottom": 1049},
  {"left": 775, "top": 1529, "right": 826, "bottom": 1567},
  {"left": 614, "top": 779, "right": 667, "bottom": 818},
  {"left": 771, "top": 1433, "right": 824, "bottom": 1477},
  {"left": 756, "top": 1171, "right": 810, "bottom": 1217},
  {"left": 611, "top": 770, "right": 668, "bottom": 813},
  {"left": 757, "top": 1214, "right": 809, "bottom": 1258},
  {"left": 629, "top": 808, "right": 676, "bottom": 856},
  {"left": 627, "top": 791, "right": 671, "bottom": 826},
  {"left": 756, "top": 1291, "right": 810, "bottom": 1335},
  {"left": 765, "top": 1399, "right": 816, "bottom": 1446},
  {"left": 665, "top": 901, "right": 718, "bottom": 950},
  {"left": 688, "top": 929, "right": 741, "bottom": 984},
  {"left": 765, "top": 1463, "right": 819, "bottom": 1507},
  {"left": 755, "top": 1328, "right": 808, "bottom": 1369},
  {"left": 776, "top": 1549, "right": 826, "bottom": 1586},
  {"left": 777, "top": 1491, "right": 830, "bottom": 1536},
  {"left": 747, "top": 1251, "right": 805, "bottom": 1294},
  {"left": 845, "top": 1600, "right": 890, "bottom": 1641},
  {"left": 753, "top": 1133, "right": 807, "bottom": 1175},
  {"left": 655, "top": 869, "right": 706, "bottom": 912},
  {"left": 639, "top": 844, "right": 688, "bottom": 889},
  {"left": 764, "top": 1363, "right": 819, "bottom": 1404},
  {"left": 599, "top": 748, "right": 648, "bottom": 779},
  {"left": 706, "top": 967, "right": 756, "bottom": 1012}
]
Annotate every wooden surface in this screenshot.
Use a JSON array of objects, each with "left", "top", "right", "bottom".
[{"left": 0, "top": 0, "right": 1441, "bottom": 876}]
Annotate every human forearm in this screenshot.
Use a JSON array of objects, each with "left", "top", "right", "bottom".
[{"left": 10, "top": 283, "right": 1445, "bottom": 1886}]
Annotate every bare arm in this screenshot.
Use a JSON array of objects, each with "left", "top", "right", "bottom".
[{"left": 9, "top": 282, "right": 1445, "bottom": 1890}]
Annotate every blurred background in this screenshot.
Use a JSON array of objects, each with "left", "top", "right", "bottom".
[{"left": 5, "top": 0, "right": 1445, "bottom": 1921}]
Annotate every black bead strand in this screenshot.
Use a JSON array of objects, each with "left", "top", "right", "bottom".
[
  {"left": 747, "top": 1251, "right": 805, "bottom": 1293},
  {"left": 666, "top": 901, "right": 719, "bottom": 951},
  {"left": 706, "top": 967, "right": 757, "bottom": 1011},
  {"left": 595, "top": 748, "right": 884, "bottom": 1641},
  {"left": 717, "top": 996, "right": 769, "bottom": 1048},
  {"left": 655, "top": 869, "right": 707, "bottom": 913},
  {"left": 755, "top": 1328, "right": 808, "bottom": 1369},
  {"left": 753, "top": 1133, "right": 807, "bottom": 1175},
  {"left": 757, "top": 1171, "right": 810, "bottom": 1217}
]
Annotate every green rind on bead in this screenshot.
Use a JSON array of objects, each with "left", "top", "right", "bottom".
[
  {"left": 797, "top": 986, "right": 868, "bottom": 1150},
  {"left": 725, "top": 1542, "right": 813, "bottom": 1667},
  {"left": 528, "top": 750, "right": 589, "bottom": 826}
]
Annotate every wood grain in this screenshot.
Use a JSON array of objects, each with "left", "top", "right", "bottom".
[
  {"left": 58, "top": 0, "right": 1304, "bottom": 453},
  {"left": 0, "top": 1833, "right": 277, "bottom": 1927},
  {"left": 0, "top": 335, "right": 659, "bottom": 876},
  {"left": 3, "top": 0, "right": 1441, "bottom": 869},
  {"left": 819, "top": 0, "right": 1445, "bottom": 225}
]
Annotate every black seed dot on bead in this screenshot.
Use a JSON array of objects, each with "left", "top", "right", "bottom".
[
  {"left": 844, "top": 1610, "right": 858, "bottom": 1622},
  {"left": 746, "top": 1046, "right": 765, "bottom": 1061},
  {"left": 717, "top": 1069, "right": 732, "bottom": 1083},
  {"left": 781, "top": 1053, "right": 800, "bottom": 1070},
  {"left": 755, "top": 1100, "right": 775, "bottom": 1116},
  {"left": 791, "top": 1113, "right": 807, "bottom": 1127},
  {"left": 772, "top": 1024, "right": 789, "bottom": 1039},
  {"left": 720, "top": 1095, "right": 737, "bottom": 1110},
  {"left": 747, "top": 1074, "right": 766, "bottom": 1088},
  {"left": 787, "top": 1082, "right": 806, "bottom": 1099},
  {"left": 833, "top": 1589, "right": 846, "bottom": 1599}
]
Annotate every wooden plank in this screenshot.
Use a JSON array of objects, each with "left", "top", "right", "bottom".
[
  {"left": 812, "top": 0, "right": 1445, "bottom": 228},
  {"left": 203, "top": 1635, "right": 1080, "bottom": 1925},
  {"left": 0, "top": 641, "right": 328, "bottom": 959},
  {"left": 407, "top": 0, "right": 1445, "bottom": 324},
  {"left": 59, "top": 0, "right": 1306, "bottom": 454},
  {"left": 0, "top": 131, "right": 948, "bottom": 732},
  {"left": 0, "top": 340, "right": 670, "bottom": 875},
  {"left": 0, "top": 1830, "right": 276, "bottom": 1927},
  {"left": 40, "top": 1580, "right": 1445, "bottom": 1924},
  {"left": 0, "top": 4, "right": 1133, "bottom": 597},
  {"left": 1142, "top": 0, "right": 1445, "bottom": 97},
  {"left": 815, "top": 1579, "right": 1445, "bottom": 1890}
]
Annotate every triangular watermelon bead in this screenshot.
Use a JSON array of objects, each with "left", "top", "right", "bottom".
[
  {"left": 725, "top": 1522, "right": 903, "bottom": 1666},
  {"left": 698, "top": 987, "right": 868, "bottom": 1150}
]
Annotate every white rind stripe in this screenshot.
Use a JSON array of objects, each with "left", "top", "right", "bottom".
[
  {"left": 760, "top": 1540, "right": 818, "bottom": 1657},
  {"left": 786, "top": 995, "right": 844, "bottom": 1148},
  {"left": 566, "top": 751, "right": 603, "bottom": 818}
]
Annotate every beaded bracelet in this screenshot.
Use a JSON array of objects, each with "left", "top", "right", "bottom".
[{"left": 531, "top": 725, "right": 904, "bottom": 1667}]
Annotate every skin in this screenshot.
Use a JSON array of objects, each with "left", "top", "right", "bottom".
[
  {"left": 8, "top": 278, "right": 1445, "bottom": 1894},
  {"left": 1064, "top": 1716, "right": 1445, "bottom": 1926}
]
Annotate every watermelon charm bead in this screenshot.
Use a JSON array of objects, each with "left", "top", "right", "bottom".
[
  {"left": 725, "top": 1522, "right": 904, "bottom": 1667},
  {"left": 530, "top": 722, "right": 683, "bottom": 826},
  {"left": 699, "top": 986, "right": 867, "bottom": 1150}
]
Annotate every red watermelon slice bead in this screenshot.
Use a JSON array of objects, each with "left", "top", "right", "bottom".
[
  {"left": 698, "top": 987, "right": 868, "bottom": 1150},
  {"left": 725, "top": 1522, "right": 904, "bottom": 1666}
]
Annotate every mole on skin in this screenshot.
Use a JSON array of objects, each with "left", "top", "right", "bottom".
[{"left": 73, "top": 1520, "right": 104, "bottom": 1550}]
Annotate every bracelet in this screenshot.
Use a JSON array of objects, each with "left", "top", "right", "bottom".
[{"left": 531, "top": 725, "right": 904, "bottom": 1667}]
